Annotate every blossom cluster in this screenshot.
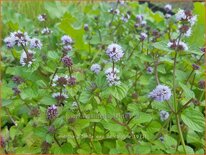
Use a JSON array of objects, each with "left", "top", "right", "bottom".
[
  {"left": 105, "top": 68, "right": 121, "bottom": 86},
  {"left": 148, "top": 85, "right": 172, "bottom": 102},
  {"left": 106, "top": 43, "right": 124, "bottom": 62},
  {"left": 4, "top": 30, "right": 42, "bottom": 67}
]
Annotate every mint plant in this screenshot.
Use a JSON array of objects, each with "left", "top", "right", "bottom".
[{"left": 0, "top": 1, "right": 205, "bottom": 154}]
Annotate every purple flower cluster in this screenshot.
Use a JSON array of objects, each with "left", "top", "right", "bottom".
[
  {"left": 160, "top": 110, "right": 169, "bottom": 121},
  {"left": 149, "top": 85, "right": 172, "bottom": 102},
  {"left": 106, "top": 43, "right": 124, "bottom": 62},
  {"left": 90, "top": 64, "right": 101, "bottom": 74},
  {"left": 105, "top": 68, "right": 120, "bottom": 86},
  {"left": 47, "top": 105, "right": 58, "bottom": 120}
]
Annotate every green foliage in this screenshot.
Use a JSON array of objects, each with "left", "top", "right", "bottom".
[{"left": 1, "top": 1, "right": 205, "bottom": 154}]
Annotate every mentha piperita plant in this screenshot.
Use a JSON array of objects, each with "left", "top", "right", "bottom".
[{"left": 1, "top": 1, "right": 205, "bottom": 154}]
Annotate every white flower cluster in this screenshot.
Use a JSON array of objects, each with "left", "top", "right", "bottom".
[
  {"left": 37, "top": 14, "right": 46, "bottom": 22},
  {"left": 61, "top": 35, "right": 73, "bottom": 52},
  {"left": 121, "top": 13, "right": 130, "bottom": 23},
  {"left": 175, "top": 9, "right": 197, "bottom": 37},
  {"left": 90, "top": 64, "right": 101, "bottom": 74},
  {"left": 41, "top": 27, "right": 52, "bottom": 35},
  {"left": 52, "top": 92, "right": 68, "bottom": 99},
  {"left": 167, "top": 40, "right": 188, "bottom": 51},
  {"left": 30, "top": 38, "right": 42, "bottom": 49},
  {"left": 106, "top": 43, "right": 124, "bottom": 62},
  {"left": 4, "top": 30, "right": 42, "bottom": 67},
  {"left": 148, "top": 85, "right": 172, "bottom": 102},
  {"left": 20, "top": 50, "right": 35, "bottom": 67},
  {"left": 4, "top": 30, "right": 30, "bottom": 47},
  {"left": 135, "top": 14, "right": 147, "bottom": 28},
  {"left": 160, "top": 110, "right": 169, "bottom": 121},
  {"left": 105, "top": 68, "right": 120, "bottom": 86},
  {"left": 164, "top": 4, "right": 172, "bottom": 12},
  {"left": 52, "top": 75, "right": 69, "bottom": 87},
  {"left": 139, "top": 32, "right": 148, "bottom": 41}
]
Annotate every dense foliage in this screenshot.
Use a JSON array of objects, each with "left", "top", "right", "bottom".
[{"left": 0, "top": 1, "right": 205, "bottom": 154}]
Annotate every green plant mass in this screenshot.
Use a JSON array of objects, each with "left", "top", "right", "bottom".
[{"left": 0, "top": 1, "right": 205, "bottom": 154}]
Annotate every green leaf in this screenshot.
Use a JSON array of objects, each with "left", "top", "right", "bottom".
[
  {"left": 179, "top": 82, "right": 195, "bottom": 99},
  {"left": 181, "top": 107, "right": 205, "bottom": 132},
  {"left": 108, "top": 83, "right": 129, "bottom": 101}
]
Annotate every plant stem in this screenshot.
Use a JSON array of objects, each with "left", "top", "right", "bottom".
[
  {"left": 5, "top": 108, "right": 18, "bottom": 126},
  {"left": 54, "top": 134, "right": 61, "bottom": 147},
  {"left": 71, "top": 130, "right": 80, "bottom": 148},
  {"left": 173, "top": 49, "right": 186, "bottom": 153},
  {"left": 74, "top": 96, "right": 84, "bottom": 118},
  {"left": 176, "top": 98, "right": 193, "bottom": 114},
  {"left": 154, "top": 56, "right": 160, "bottom": 85}
]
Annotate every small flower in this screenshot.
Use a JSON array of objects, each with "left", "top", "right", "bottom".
[
  {"left": 52, "top": 92, "right": 68, "bottom": 103},
  {"left": 72, "top": 102, "right": 78, "bottom": 107},
  {"left": 12, "top": 87, "right": 21, "bottom": 95},
  {"left": 200, "top": 47, "right": 205, "bottom": 53},
  {"left": 164, "top": 4, "right": 172, "bottom": 12},
  {"left": 146, "top": 66, "right": 153, "bottom": 74},
  {"left": 37, "top": 14, "right": 47, "bottom": 22},
  {"left": 12, "top": 76, "right": 24, "bottom": 85},
  {"left": 198, "top": 80, "right": 205, "bottom": 89},
  {"left": 148, "top": 85, "right": 172, "bottom": 102},
  {"left": 121, "top": 13, "right": 130, "bottom": 23},
  {"left": 109, "top": 8, "right": 120, "bottom": 15},
  {"left": 41, "top": 28, "right": 52, "bottom": 35},
  {"left": 192, "top": 64, "right": 200, "bottom": 70},
  {"left": 184, "top": 28, "right": 192, "bottom": 37},
  {"left": 20, "top": 50, "right": 35, "bottom": 67},
  {"left": 52, "top": 75, "right": 68, "bottom": 87},
  {"left": 167, "top": 40, "right": 188, "bottom": 51},
  {"left": 61, "top": 56, "right": 73, "bottom": 67},
  {"left": 47, "top": 105, "right": 58, "bottom": 120},
  {"left": 90, "top": 64, "right": 101, "bottom": 74},
  {"left": 136, "top": 14, "right": 144, "bottom": 23},
  {"left": 139, "top": 32, "right": 147, "bottom": 41},
  {"left": 106, "top": 43, "right": 124, "bottom": 62},
  {"left": 160, "top": 110, "right": 169, "bottom": 121},
  {"left": 159, "top": 136, "right": 164, "bottom": 143},
  {"left": 4, "top": 36, "right": 15, "bottom": 48},
  {"left": 165, "top": 13, "right": 171, "bottom": 19},
  {"left": 68, "top": 77, "right": 76, "bottom": 86},
  {"left": 176, "top": 9, "right": 187, "bottom": 21},
  {"left": 188, "top": 15, "right": 197, "bottom": 26},
  {"left": 61, "top": 35, "right": 73, "bottom": 45},
  {"left": 63, "top": 45, "right": 72, "bottom": 52},
  {"left": 30, "top": 38, "right": 42, "bottom": 49},
  {"left": 105, "top": 68, "right": 120, "bottom": 86},
  {"left": 84, "top": 24, "right": 89, "bottom": 31}
]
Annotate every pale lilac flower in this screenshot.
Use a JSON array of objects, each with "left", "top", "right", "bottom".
[
  {"left": 30, "top": 38, "right": 42, "bottom": 49},
  {"left": 47, "top": 105, "right": 58, "bottom": 120},
  {"left": 20, "top": 50, "right": 35, "bottom": 67},
  {"left": 160, "top": 110, "right": 169, "bottom": 121},
  {"left": 37, "top": 14, "right": 46, "bottom": 22},
  {"left": 63, "top": 45, "right": 72, "bottom": 52},
  {"left": 106, "top": 43, "right": 124, "bottom": 62},
  {"left": 140, "top": 32, "right": 147, "bottom": 41},
  {"left": 184, "top": 28, "right": 192, "bottom": 37},
  {"left": 61, "top": 35, "right": 73, "bottom": 45},
  {"left": 105, "top": 68, "right": 120, "bottom": 86},
  {"left": 90, "top": 64, "right": 101, "bottom": 74},
  {"left": 136, "top": 14, "right": 144, "bottom": 23},
  {"left": 4, "top": 36, "right": 15, "bottom": 48},
  {"left": 68, "top": 77, "right": 76, "bottom": 86},
  {"left": 7, "top": 31, "right": 30, "bottom": 47},
  {"left": 148, "top": 85, "right": 172, "bottom": 102},
  {"left": 189, "top": 15, "right": 197, "bottom": 26},
  {"left": 121, "top": 14, "right": 130, "bottom": 23},
  {"left": 84, "top": 24, "right": 89, "bottom": 31},
  {"left": 41, "top": 28, "right": 52, "bottom": 35},
  {"left": 147, "top": 66, "right": 153, "bottom": 74},
  {"left": 176, "top": 9, "right": 187, "bottom": 21},
  {"left": 164, "top": 4, "right": 172, "bottom": 12},
  {"left": 109, "top": 8, "right": 120, "bottom": 15}
]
